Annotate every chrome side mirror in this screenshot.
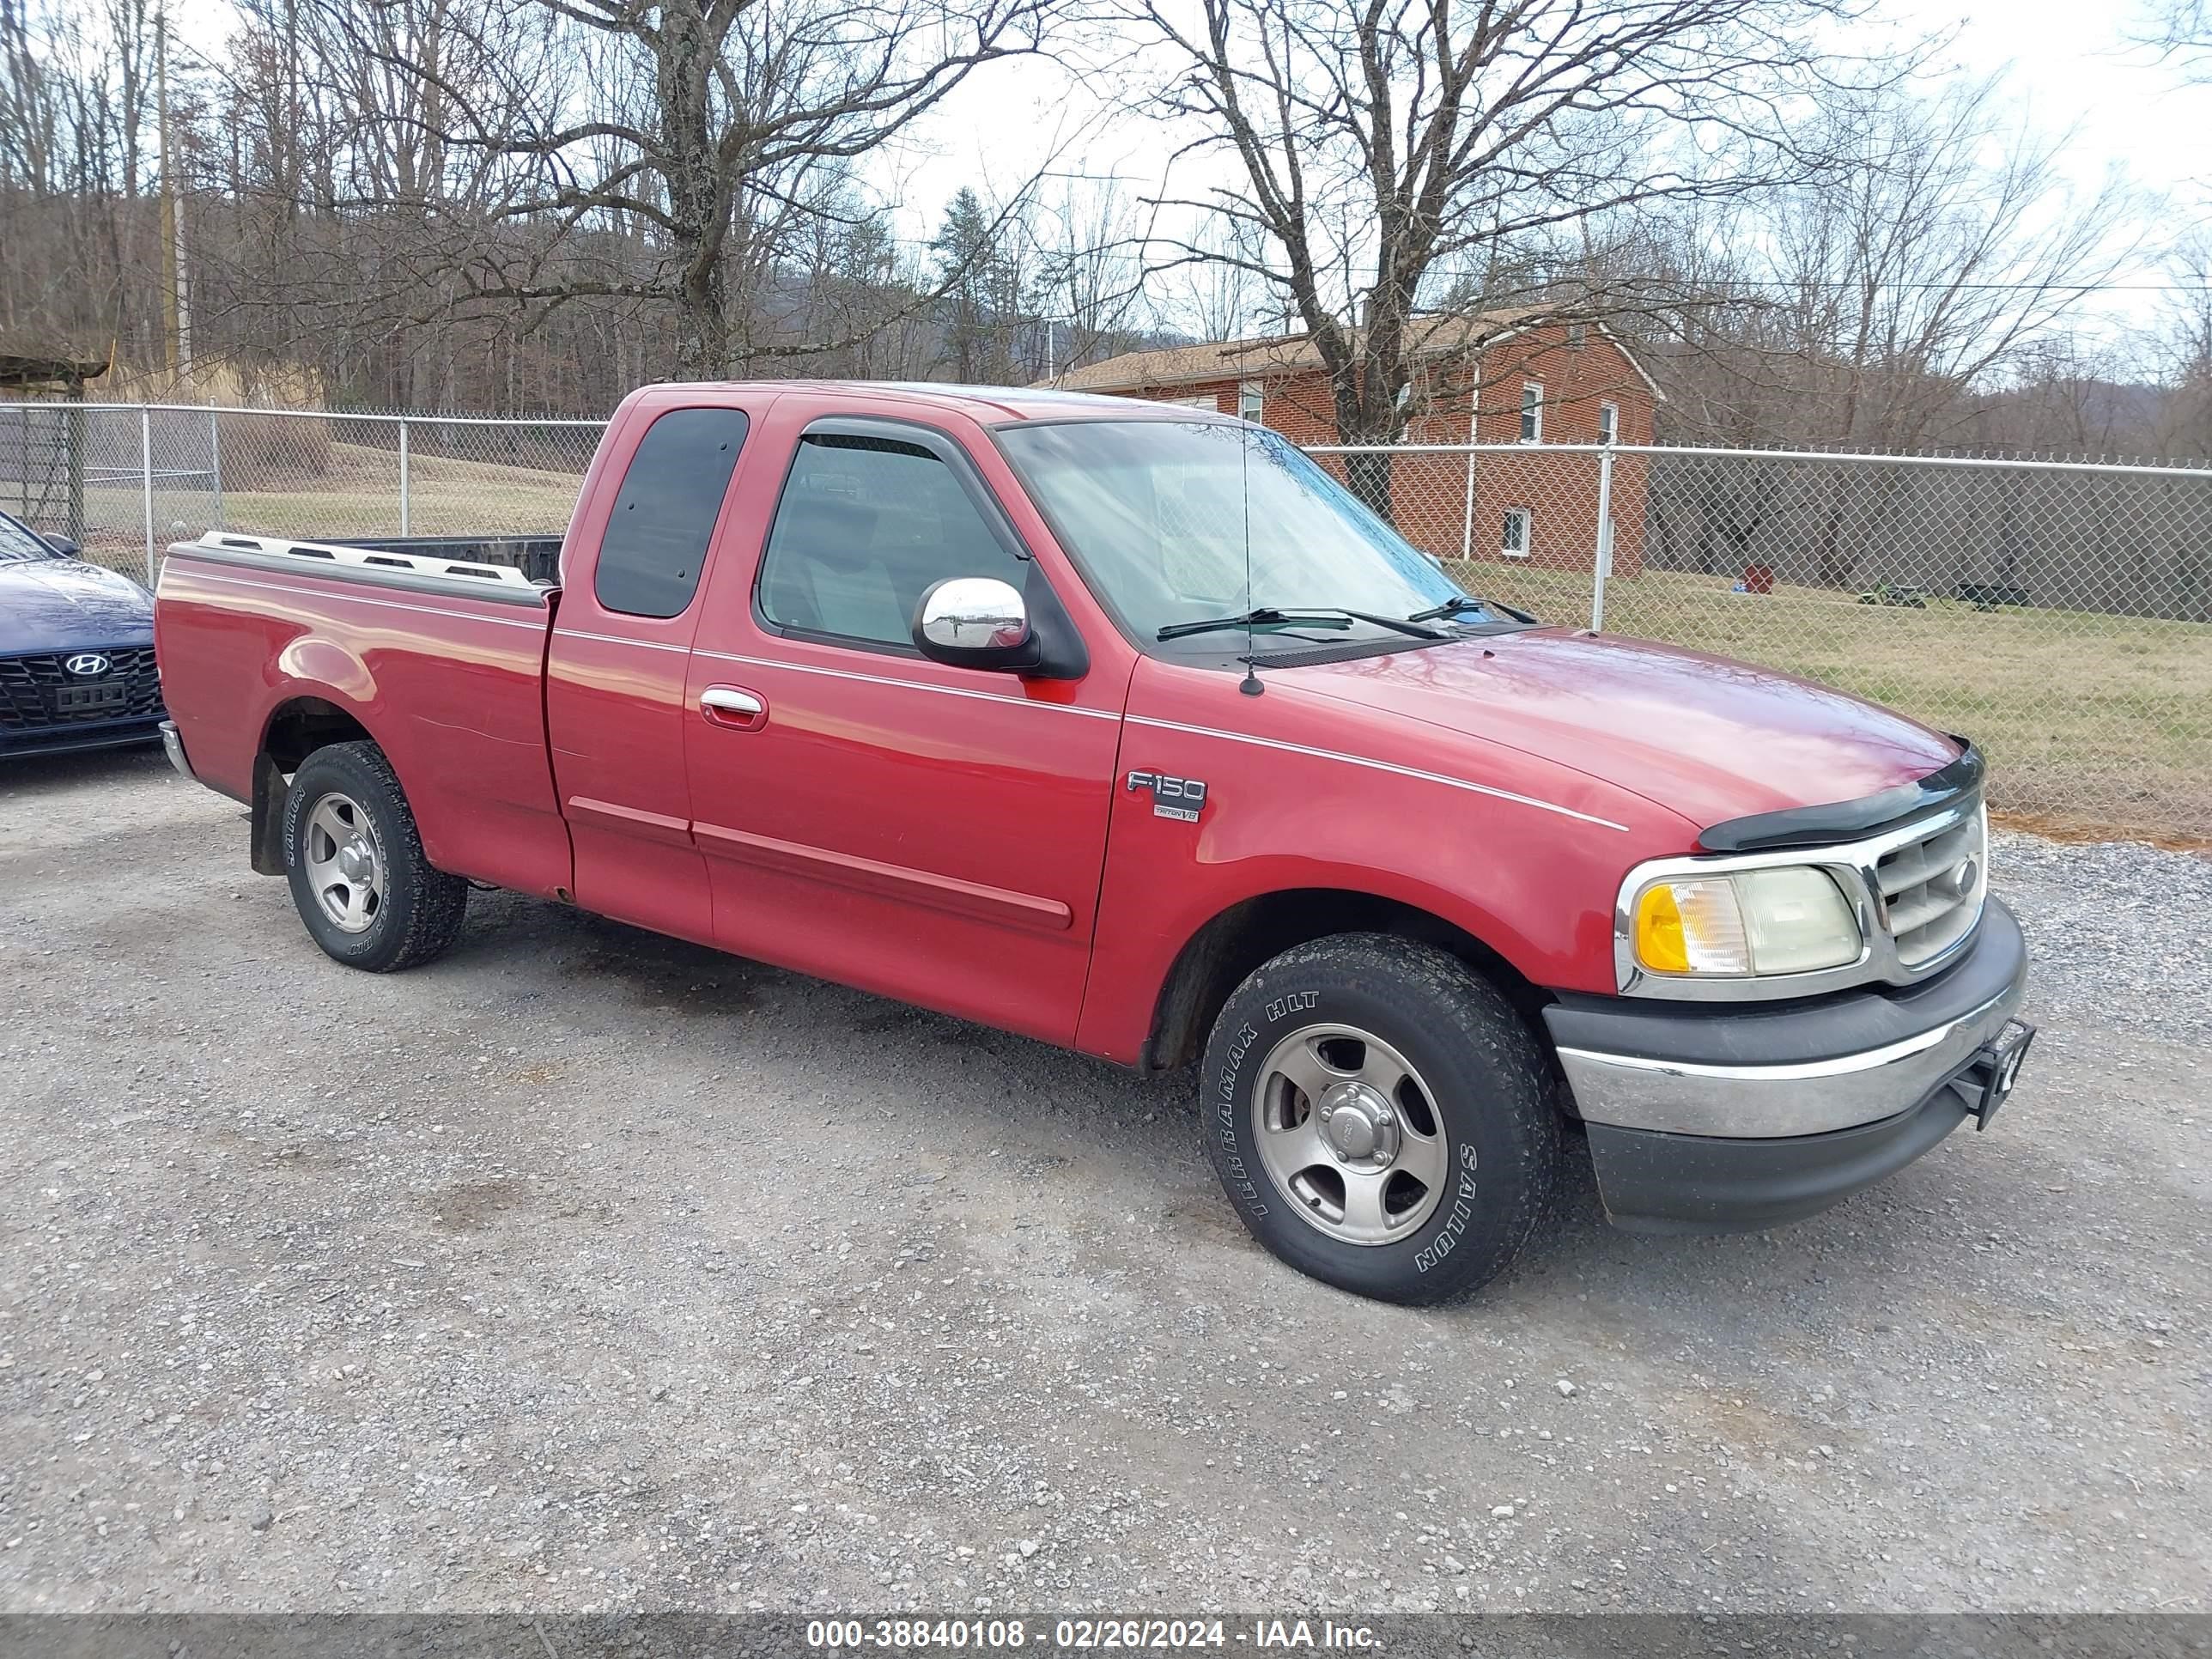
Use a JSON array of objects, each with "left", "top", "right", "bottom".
[{"left": 912, "top": 576, "right": 1039, "bottom": 671}]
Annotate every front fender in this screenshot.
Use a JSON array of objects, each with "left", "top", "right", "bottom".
[
  {"left": 1075, "top": 794, "right": 1672, "bottom": 1067},
  {"left": 1075, "top": 668, "right": 1698, "bottom": 1066}
]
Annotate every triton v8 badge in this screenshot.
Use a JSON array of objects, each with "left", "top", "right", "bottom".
[{"left": 1127, "top": 770, "right": 1208, "bottom": 823}]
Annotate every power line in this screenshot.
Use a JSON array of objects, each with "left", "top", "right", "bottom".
[
  {"left": 1603, "top": 277, "right": 2212, "bottom": 295},
  {"left": 801, "top": 227, "right": 2212, "bottom": 296}
]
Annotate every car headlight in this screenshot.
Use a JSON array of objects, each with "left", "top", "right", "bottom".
[{"left": 1631, "top": 866, "right": 1862, "bottom": 978}]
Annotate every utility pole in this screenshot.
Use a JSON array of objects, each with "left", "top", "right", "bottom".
[{"left": 155, "top": 9, "right": 191, "bottom": 380}]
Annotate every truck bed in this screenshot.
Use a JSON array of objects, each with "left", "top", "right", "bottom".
[
  {"left": 179, "top": 532, "right": 560, "bottom": 592},
  {"left": 154, "top": 532, "right": 572, "bottom": 900}
]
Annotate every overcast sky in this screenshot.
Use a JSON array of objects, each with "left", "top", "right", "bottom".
[
  {"left": 865, "top": 0, "right": 2209, "bottom": 328},
  {"left": 171, "top": 0, "right": 2209, "bottom": 332}
]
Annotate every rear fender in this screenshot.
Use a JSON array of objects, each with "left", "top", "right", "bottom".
[
  {"left": 249, "top": 673, "right": 385, "bottom": 876},
  {"left": 275, "top": 637, "right": 376, "bottom": 708}
]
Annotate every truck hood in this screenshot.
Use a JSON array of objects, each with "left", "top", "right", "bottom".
[
  {"left": 1277, "top": 628, "right": 1961, "bottom": 834},
  {"left": 0, "top": 558, "right": 155, "bottom": 654}
]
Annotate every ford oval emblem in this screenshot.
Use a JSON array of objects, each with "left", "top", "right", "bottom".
[{"left": 64, "top": 653, "right": 111, "bottom": 678}]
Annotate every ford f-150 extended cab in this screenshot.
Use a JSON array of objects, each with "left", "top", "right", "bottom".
[{"left": 154, "top": 381, "right": 2034, "bottom": 1304}]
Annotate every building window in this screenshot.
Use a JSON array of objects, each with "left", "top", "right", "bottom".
[
  {"left": 1238, "top": 380, "right": 1265, "bottom": 422},
  {"left": 1599, "top": 402, "right": 1619, "bottom": 445},
  {"left": 1502, "top": 507, "right": 1532, "bottom": 559},
  {"left": 1566, "top": 323, "right": 1588, "bottom": 349},
  {"left": 1519, "top": 383, "right": 1542, "bottom": 443}
]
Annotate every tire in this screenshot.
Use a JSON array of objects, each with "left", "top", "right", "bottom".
[
  {"left": 283, "top": 740, "right": 467, "bottom": 973},
  {"left": 1199, "top": 933, "right": 1560, "bottom": 1304}
]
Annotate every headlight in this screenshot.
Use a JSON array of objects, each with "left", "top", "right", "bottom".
[{"left": 1632, "top": 866, "right": 1861, "bottom": 978}]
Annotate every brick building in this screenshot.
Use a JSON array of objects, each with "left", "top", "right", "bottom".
[{"left": 1048, "top": 311, "right": 1661, "bottom": 574}]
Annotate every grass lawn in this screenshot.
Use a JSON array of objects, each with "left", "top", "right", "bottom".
[
  {"left": 67, "top": 442, "right": 586, "bottom": 556},
  {"left": 1447, "top": 558, "right": 2211, "bottom": 843},
  {"left": 50, "top": 453, "right": 2202, "bottom": 842}
]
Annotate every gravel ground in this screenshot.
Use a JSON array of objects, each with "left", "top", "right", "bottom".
[{"left": 1, "top": 751, "right": 2206, "bottom": 1616}]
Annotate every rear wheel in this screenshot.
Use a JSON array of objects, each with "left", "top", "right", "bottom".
[
  {"left": 283, "top": 741, "right": 466, "bottom": 972},
  {"left": 1200, "top": 933, "right": 1559, "bottom": 1304}
]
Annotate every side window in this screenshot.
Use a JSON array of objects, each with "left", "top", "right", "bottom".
[
  {"left": 758, "top": 431, "right": 1025, "bottom": 651},
  {"left": 593, "top": 407, "right": 750, "bottom": 619}
]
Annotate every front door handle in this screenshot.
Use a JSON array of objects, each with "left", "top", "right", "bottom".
[{"left": 700, "top": 685, "right": 769, "bottom": 732}]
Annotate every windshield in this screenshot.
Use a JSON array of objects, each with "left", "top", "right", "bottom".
[
  {"left": 0, "top": 512, "right": 58, "bottom": 563},
  {"left": 995, "top": 419, "right": 1479, "bottom": 647}
]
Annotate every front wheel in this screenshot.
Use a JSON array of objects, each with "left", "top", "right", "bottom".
[
  {"left": 1199, "top": 933, "right": 1560, "bottom": 1304},
  {"left": 283, "top": 741, "right": 467, "bottom": 972}
]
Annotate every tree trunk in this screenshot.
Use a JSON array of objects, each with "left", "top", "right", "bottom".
[
  {"left": 1329, "top": 379, "right": 1404, "bottom": 525},
  {"left": 677, "top": 266, "right": 727, "bottom": 379},
  {"left": 659, "top": 1, "right": 730, "bottom": 378},
  {"left": 1814, "top": 498, "right": 1851, "bottom": 590},
  {"left": 1345, "top": 450, "right": 1395, "bottom": 523},
  {"left": 1321, "top": 301, "right": 1409, "bottom": 524}
]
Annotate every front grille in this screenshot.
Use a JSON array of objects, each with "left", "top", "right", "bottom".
[
  {"left": 0, "top": 647, "right": 164, "bottom": 731},
  {"left": 1875, "top": 802, "right": 1986, "bottom": 968}
]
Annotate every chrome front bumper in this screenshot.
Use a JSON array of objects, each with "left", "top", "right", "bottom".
[
  {"left": 1556, "top": 978, "right": 2025, "bottom": 1138},
  {"left": 1546, "top": 897, "right": 2030, "bottom": 1139}
]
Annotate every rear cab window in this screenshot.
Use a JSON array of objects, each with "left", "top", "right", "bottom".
[{"left": 594, "top": 407, "right": 751, "bottom": 618}]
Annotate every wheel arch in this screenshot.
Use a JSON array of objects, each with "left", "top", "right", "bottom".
[
  {"left": 247, "top": 692, "right": 384, "bottom": 876},
  {"left": 1138, "top": 887, "right": 1555, "bottom": 1076}
]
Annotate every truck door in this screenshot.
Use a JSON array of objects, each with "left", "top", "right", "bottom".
[
  {"left": 680, "top": 408, "right": 1127, "bottom": 1047},
  {"left": 545, "top": 397, "right": 766, "bottom": 944}
]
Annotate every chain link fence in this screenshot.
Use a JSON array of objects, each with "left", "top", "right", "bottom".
[
  {"left": 4, "top": 399, "right": 2203, "bottom": 842},
  {"left": 1318, "top": 441, "right": 2212, "bottom": 842},
  {"left": 0, "top": 401, "right": 600, "bottom": 582}
]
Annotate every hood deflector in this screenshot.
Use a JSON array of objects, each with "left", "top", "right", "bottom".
[{"left": 1697, "top": 742, "right": 1984, "bottom": 854}]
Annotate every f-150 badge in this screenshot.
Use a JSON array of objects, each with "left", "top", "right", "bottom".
[{"left": 1127, "top": 770, "right": 1208, "bottom": 823}]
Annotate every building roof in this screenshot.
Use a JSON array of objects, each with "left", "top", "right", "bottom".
[
  {"left": 1044, "top": 308, "right": 1662, "bottom": 402},
  {"left": 1043, "top": 310, "right": 1553, "bottom": 393},
  {"left": 0, "top": 331, "right": 111, "bottom": 391}
]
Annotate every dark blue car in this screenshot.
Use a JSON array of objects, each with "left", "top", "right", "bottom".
[{"left": 0, "top": 509, "right": 166, "bottom": 757}]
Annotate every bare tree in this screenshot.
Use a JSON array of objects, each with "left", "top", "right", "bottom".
[
  {"left": 1121, "top": 0, "right": 1903, "bottom": 511},
  {"left": 2140, "top": 232, "right": 2212, "bottom": 457},
  {"left": 370, "top": 0, "right": 1060, "bottom": 376},
  {"left": 2137, "top": 0, "right": 2211, "bottom": 79},
  {"left": 1154, "top": 212, "right": 1271, "bottom": 344},
  {"left": 3, "top": 0, "right": 1078, "bottom": 412},
  {"left": 1607, "top": 76, "right": 2149, "bottom": 591},
  {"left": 1770, "top": 80, "right": 2140, "bottom": 455},
  {"left": 1031, "top": 173, "right": 1148, "bottom": 374},
  {"left": 1985, "top": 336, "right": 2148, "bottom": 457},
  {"left": 0, "top": 0, "right": 163, "bottom": 350}
]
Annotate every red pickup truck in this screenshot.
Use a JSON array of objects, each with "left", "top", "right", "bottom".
[{"left": 154, "top": 381, "right": 2033, "bottom": 1303}]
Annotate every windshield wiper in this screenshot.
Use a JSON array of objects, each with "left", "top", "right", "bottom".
[
  {"left": 1158, "top": 605, "right": 1444, "bottom": 642},
  {"left": 1407, "top": 593, "right": 1539, "bottom": 625},
  {"left": 1407, "top": 595, "right": 1485, "bottom": 623}
]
